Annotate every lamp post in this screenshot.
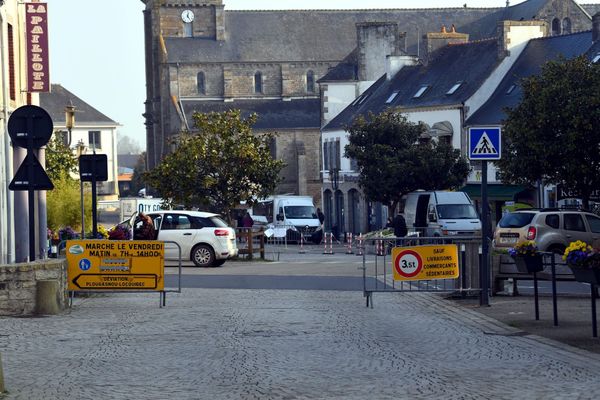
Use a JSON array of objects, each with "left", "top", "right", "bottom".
[
  {"left": 76, "top": 140, "right": 86, "bottom": 239},
  {"left": 65, "top": 101, "right": 75, "bottom": 147},
  {"left": 330, "top": 168, "right": 339, "bottom": 191}
]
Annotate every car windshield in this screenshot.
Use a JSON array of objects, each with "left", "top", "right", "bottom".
[
  {"left": 436, "top": 204, "right": 479, "bottom": 219},
  {"left": 284, "top": 206, "right": 317, "bottom": 219},
  {"left": 498, "top": 212, "right": 536, "bottom": 228}
]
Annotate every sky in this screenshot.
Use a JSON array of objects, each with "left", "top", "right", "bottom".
[{"left": 45, "top": 0, "right": 600, "bottom": 149}]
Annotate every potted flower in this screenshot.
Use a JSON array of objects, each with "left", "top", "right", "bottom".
[
  {"left": 509, "top": 240, "right": 544, "bottom": 273},
  {"left": 108, "top": 224, "right": 132, "bottom": 240},
  {"left": 563, "top": 240, "right": 600, "bottom": 285}
]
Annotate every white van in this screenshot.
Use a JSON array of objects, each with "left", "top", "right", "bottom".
[
  {"left": 402, "top": 191, "right": 481, "bottom": 237},
  {"left": 252, "top": 195, "right": 322, "bottom": 243}
]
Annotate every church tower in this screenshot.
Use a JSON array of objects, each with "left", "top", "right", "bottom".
[{"left": 142, "top": 0, "right": 226, "bottom": 169}]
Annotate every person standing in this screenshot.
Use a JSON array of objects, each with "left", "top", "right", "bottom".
[
  {"left": 392, "top": 212, "right": 407, "bottom": 245},
  {"left": 317, "top": 208, "right": 325, "bottom": 227},
  {"left": 242, "top": 212, "right": 254, "bottom": 228}
]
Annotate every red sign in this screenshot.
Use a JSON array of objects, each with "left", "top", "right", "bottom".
[
  {"left": 393, "top": 249, "right": 423, "bottom": 278},
  {"left": 26, "top": 3, "right": 50, "bottom": 92}
]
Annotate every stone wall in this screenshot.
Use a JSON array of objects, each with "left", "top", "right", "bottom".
[{"left": 0, "top": 259, "right": 68, "bottom": 316}]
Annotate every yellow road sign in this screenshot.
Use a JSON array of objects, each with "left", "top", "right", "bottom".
[
  {"left": 66, "top": 240, "right": 164, "bottom": 291},
  {"left": 392, "top": 244, "right": 459, "bottom": 281}
]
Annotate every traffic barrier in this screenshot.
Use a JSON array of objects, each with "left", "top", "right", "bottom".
[
  {"left": 299, "top": 231, "right": 306, "bottom": 254},
  {"left": 323, "top": 232, "right": 334, "bottom": 255},
  {"left": 356, "top": 233, "right": 364, "bottom": 256},
  {"left": 346, "top": 233, "right": 353, "bottom": 254},
  {"left": 376, "top": 239, "right": 388, "bottom": 256}
]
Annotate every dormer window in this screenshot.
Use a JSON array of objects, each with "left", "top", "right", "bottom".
[
  {"left": 386, "top": 91, "right": 399, "bottom": 104},
  {"left": 254, "top": 71, "right": 263, "bottom": 94},
  {"left": 446, "top": 82, "right": 463, "bottom": 95},
  {"left": 593, "top": 54, "right": 600, "bottom": 64},
  {"left": 413, "top": 85, "right": 430, "bottom": 98},
  {"left": 506, "top": 84, "right": 516, "bottom": 95}
]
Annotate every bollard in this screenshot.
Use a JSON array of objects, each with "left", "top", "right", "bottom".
[
  {"left": 346, "top": 233, "right": 353, "bottom": 254},
  {"left": 35, "top": 280, "right": 61, "bottom": 315},
  {"left": 356, "top": 233, "right": 363, "bottom": 256},
  {"left": 0, "top": 352, "right": 5, "bottom": 393}
]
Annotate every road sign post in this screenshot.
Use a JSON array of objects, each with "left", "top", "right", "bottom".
[
  {"left": 79, "top": 154, "right": 108, "bottom": 238},
  {"left": 468, "top": 127, "right": 502, "bottom": 307},
  {"left": 8, "top": 106, "right": 54, "bottom": 262}
]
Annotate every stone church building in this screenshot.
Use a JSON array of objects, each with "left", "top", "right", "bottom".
[{"left": 141, "top": 0, "right": 600, "bottom": 210}]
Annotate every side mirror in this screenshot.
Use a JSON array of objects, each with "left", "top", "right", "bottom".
[
  {"left": 428, "top": 212, "right": 437, "bottom": 222},
  {"left": 276, "top": 214, "right": 284, "bottom": 221}
]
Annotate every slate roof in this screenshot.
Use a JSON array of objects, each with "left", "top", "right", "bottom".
[
  {"left": 319, "top": 49, "right": 359, "bottom": 82},
  {"left": 165, "top": 8, "right": 501, "bottom": 64},
  {"left": 181, "top": 98, "right": 321, "bottom": 130},
  {"left": 465, "top": 31, "right": 594, "bottom": 126},
  {"left": 323, "top": 38, "right": 501, "bottom": 131},
  {"left": 39, "top": 84, "right": 117, "bottom": 126}
]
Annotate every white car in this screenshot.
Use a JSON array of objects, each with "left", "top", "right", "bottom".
[{"left": 133, "top": 210, "right": 238, "bottom": 267}]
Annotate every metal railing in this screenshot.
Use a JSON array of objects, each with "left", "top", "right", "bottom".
[{"left": 360, "top": 236, "right": 483, "bottom": 307}]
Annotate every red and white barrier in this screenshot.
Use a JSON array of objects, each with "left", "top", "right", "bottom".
[
  {"left": 376, "top": 240, "right": 385, "bottom": 256},
  {"left": 323, "top": 232, "right": 334, "bottom": 255},
  {"left": 346, "top": 233, "right": 353, "bottom": 254},
  {"left": 356, "top": 233, "right": 363, "bottom": 256},
  {"left": 299, "top": 232, "right": 305, "bottom": 254}
]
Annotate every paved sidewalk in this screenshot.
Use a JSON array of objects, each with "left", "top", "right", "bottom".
[
  {"left": 2, "top": 290, "right": 600, "bottom": 399},
  {"left": 453, "top": 293, "right": 600, "bottom": 354}
]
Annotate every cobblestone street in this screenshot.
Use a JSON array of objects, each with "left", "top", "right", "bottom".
[{"left": 2, "top": 289, "right": 600, "bottom": 399}]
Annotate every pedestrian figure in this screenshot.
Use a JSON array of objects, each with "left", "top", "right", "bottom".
[
  {"left": 392, "top": 212, "right": 407, "bottom": 246},
  {"left": 317, "top": 208, "right": 325, "bottom": 226},
  {"left": 242, "top": 212, "right": 254, "bottom": 228},
  {"left": 134, "top": 213, "right": 156, "bottom": 240}
]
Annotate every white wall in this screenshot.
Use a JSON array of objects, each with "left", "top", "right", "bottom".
[{"left": 322, "top": 83, "right": 357, "bottom": 126}]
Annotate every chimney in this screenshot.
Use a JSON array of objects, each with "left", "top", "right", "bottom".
[
  {"left": 356, "top": 22, "right": 406, "bottom": 81},
  {"left": 497, "top": 20, "right": 548, "bottom": 59},
  {"left": 423, "top": 24, "right": 469, "bottom": 64},
  {"left": 386, "top": 55, "right": 419, "bottom": 80},
  {"left": 593, "top": 13, "right": 600, "bottom": 43}
]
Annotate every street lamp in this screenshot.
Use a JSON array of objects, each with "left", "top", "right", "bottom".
[
  {"left": 64, "top": 101, "right": 75, "bottom": 146},
  {"left": 330, "top": 168, "right": 339, "bottom": 191}
]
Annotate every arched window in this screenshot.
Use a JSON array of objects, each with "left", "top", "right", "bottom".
[
  {"left": 197, "top": 72, "right": 205, "bottom": 95},
  {"left": 562, "top": 18, "right": 571, "bottom": 34},
  {"left": 254, "top": 71, "right": 263, "bottom": 94},
  {"left": 306, "top": 70, "right": 315, "bottom": 93},
  {"left": 184, "top": 22, "right": 193, "bottom": 38},
  {"left": 552, "top": 18, "right": 561, "bottom": 36}
]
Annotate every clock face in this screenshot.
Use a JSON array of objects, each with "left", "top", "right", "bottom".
[{"left": 181, "top": 9, "right": 194, "bottom": 23}]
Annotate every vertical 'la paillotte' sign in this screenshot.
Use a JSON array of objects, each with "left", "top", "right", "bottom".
[{"left": 26, "top": 3, "right": 49, "bottom": 92}]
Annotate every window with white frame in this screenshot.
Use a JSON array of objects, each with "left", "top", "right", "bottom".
[{"left": 88, "top": 131, "right": 101, "bottom": 150}]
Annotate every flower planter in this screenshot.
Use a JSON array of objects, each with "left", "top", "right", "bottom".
[
  {"left": 569, "top": 267, "right": 600, "bottom": 285},
  {"left": 513, "top": 254, "right": 544, "bottom": 273}
]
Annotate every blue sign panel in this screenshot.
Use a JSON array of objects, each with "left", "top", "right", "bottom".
[{"left": 468, "top": 127, "right": 501, "bottom": 160}]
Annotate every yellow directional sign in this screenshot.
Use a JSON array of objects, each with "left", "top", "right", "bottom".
[
  {"left": 66, "top": 240, "right": 164, "bottom": 291},
  {"left": 391, "top": 244, "right": 459, "bottom": 281}
]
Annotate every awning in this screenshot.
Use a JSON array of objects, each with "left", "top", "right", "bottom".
[{"left": 460, "top": 184, "right": 528, "bottom": 201}]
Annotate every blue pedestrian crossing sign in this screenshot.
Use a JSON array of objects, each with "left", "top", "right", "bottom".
[{"left": 468, "top": 127, "right": 501, "bottom": 160}]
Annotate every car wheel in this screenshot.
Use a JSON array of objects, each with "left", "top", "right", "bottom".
[
  {"left": 191, "top": 244, "right": 215, "bottom": 267},
  {"left": 212, "top": 259, "right": 226, "bottom": 267},
  {"left": 548, "top": 244, "right": 566, "bottom": 255}
]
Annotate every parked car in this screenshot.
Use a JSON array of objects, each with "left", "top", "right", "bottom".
[
  {"left": 129, "top": 210, "right": 238, "bottom": 267},
  {"left": 493, "top": 209, "right": 600, "bottom": 254}
]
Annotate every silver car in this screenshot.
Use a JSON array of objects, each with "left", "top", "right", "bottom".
[
  {"left": 131, "top": 210, "right": 238, "bottom": 267},
  {"left": 493, "top": 209, "right": 600, "bottom": 254}
]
